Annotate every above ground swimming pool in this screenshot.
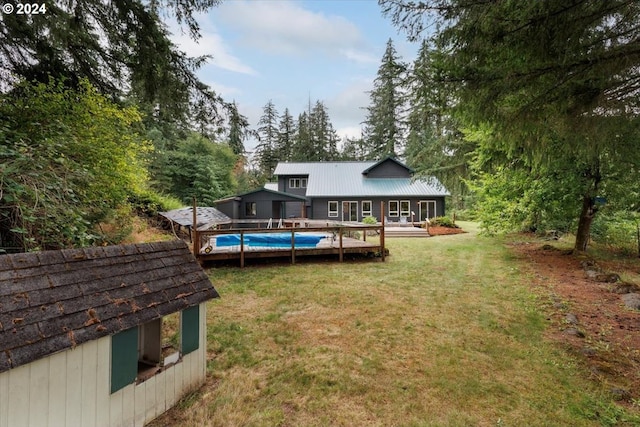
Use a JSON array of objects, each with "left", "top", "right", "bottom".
[{"left": 215, "top": 232, "right": 327, "bottom": 248}]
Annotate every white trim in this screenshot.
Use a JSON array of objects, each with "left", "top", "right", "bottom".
[
  {"left": 361, "top": 200, "right": 372, "bottom": 217},
  {"left": 328, "top": 201, "right": 339, "bottom": 217},
  {"left": 400, "top": 200, "right": 410, "bottom": 217},
  {"left": 341, "top": 201, "right": 358, "bottom": 222},
  {"left": 388, "top": 200, "right": 399, "bottom": 217}
]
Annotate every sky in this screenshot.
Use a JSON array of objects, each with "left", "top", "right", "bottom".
[{"left": 170, "top": 0, "right": 420, "bottom": 151}]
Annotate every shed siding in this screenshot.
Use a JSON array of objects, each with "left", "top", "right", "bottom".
[{"left": 0, "top": 303, "right": 208, "bottom": 427}]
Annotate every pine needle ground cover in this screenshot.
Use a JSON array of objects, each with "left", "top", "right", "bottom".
[{"left": 152, "top": 222, "right": 639, "bottom": 426}]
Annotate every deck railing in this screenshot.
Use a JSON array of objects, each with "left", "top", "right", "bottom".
[{"left": 194, "top": 223, "right": 385, "bottom": 267}]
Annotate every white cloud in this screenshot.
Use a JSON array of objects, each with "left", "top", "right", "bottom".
[
  {"left": 170, "top": 28, "right": 258, "bottom": 75},
  {"left": 217, "top": 0, "right": 370, "bottom": 61}
]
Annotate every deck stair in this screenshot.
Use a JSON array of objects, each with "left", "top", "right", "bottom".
[{"left": 384, "top": 226, "right": 430, "bottom": 238}]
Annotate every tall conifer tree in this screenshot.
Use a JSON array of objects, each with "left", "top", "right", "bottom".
[{"left": 362, "top": 38, "right": 407, "bottom": 159}]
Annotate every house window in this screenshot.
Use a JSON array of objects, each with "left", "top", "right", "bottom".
[
  {"left": 245, "top": 202, "right": 257, "bottom": 216},
  {"left": 289, "top": 178, "right": 307, "bottom": 188},
  {"left": 110, "top": 307, "right": 200, "bottom": 393},
  {"left": 362, "top": 201, "right": 372, "bottom": 217},
  {"left": 388, "top": 200, "right": 399, "bottom": 217},
  {"left": 328, "top": 201, "right": 339, "bottom": 217},
  {"left": 400, "top": 200, "right": 410, "bottom": 217}
]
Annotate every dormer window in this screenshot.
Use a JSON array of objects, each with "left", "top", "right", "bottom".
[{"left": 289, "top": 178, "right": 307, "bottom": 188}]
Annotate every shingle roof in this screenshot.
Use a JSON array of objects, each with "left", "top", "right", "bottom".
[
  {"left": 160, "top": 207, "right": 231, "bottom": 229},
  {"left": 0, "top": 240, "right": 219, "bottom": 373},
  {"left": 273, "top": 161, "right": 449, "bottom": 197}
]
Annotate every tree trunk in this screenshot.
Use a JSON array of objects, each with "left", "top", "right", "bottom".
[{"left": 574, "top": 195, "right": 597, "bottom": 252}]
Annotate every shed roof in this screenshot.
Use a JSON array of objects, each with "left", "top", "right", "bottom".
[
  {"left": 160, "top": 206, "right": 231, "bottom": 229},
  {"left": 273, "top": 161, "right": 449, "bottom": 197},
  {"left": 0, "top": 240, "right": 219, "bottom": 373}
]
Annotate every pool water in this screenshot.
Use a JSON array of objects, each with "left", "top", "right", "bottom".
[{"left": 215, "top": 232, "right": 326, "bottom": 248}]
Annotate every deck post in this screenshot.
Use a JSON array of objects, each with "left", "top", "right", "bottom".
[
  {"left": 339, "top": 227, "right": 344, "bottom": 262},
  {"left": 240, "top": 231, "right": 245, "bottom": 268},
  {"left": 380, "top": 201, "right": 386, "bottom": 262},
  {"left": 192, "top": 198, "right": 198, "bottom": 255},
  {"left": 291, "top": 229, "right": 296, "bottom": 264}
]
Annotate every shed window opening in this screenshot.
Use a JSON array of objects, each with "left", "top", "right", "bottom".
[
  {"left": 111, "top": 307, "right": 200, "bottom": 393},
  {"left": 388, "top": 201, "right": 399, "bottom": 217}
]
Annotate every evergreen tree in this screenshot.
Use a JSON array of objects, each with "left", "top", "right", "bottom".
[
  {"left": 340, "top": 136, "right": 368, "bottom": 161},
  {"left": 382, "top": 0, "right": 640, "bottom": 251},
  {"left": 362, "top": 38, "right": 407, "bottom": 159},
  {"left": 276, "top": 108, "right": 296, "bottom": 161},
  {"left": 0, "top": 0, "right": 228, "bottom": 132},
  {"left": 227, "top": 101, "right": 250, "bottom": 155},
  {"left": 291, "top": 112, "right": 314, "bottom": 161},
  {"left": 255, "top": 100, "right": 279, "bottom": 177},
  {"left": 309, "top": 101, "right": 339, "bottom": 161},
  {"left": 405, "top": 40, "right": 473, "bottom": 210}
]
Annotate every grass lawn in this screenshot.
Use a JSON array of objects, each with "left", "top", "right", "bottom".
[{"left": 152, "top": 222, "right": 640, "bottom": 426}]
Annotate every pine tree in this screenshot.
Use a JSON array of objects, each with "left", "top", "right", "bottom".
[
  {"left": 362, "top": 38, "right": 407, "bottom": 160},
  {"left": 309, "top": 101, "right": 339, "bottom": 161},
  {"left": 276, "top": 108, "right": 296, "bottom": 161},
  {"left": 227, "top": 101, "right": 249, "bottom": 156},
  {"left": 0, "top": 0, "right": 229, "bottom": 132},
  {"left": 382, "top": 0, "right": 640, "bottom": 251},
  {"left": 291, "top": 112, "right": 314, "bottom": 161},
  {"left": 405, "top": 40, "right": 473, "bottom": 210},
  {"left": 255, "top": 100, "right": 279, "bottom": 177}
]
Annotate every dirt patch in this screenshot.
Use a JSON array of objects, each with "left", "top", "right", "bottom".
[
  {"left": 509, "top": 239, "right": 640, "bottom": 404},
  {"left": 428, "top": 225, "right": 466, "bottom": 236}
]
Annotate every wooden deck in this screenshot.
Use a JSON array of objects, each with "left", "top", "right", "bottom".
[{"left": 194, "top": 225, "right": 386, "bottom": 267}]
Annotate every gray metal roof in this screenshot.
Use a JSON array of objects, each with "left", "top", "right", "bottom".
[{"left": 273, "top": 162, "right": 449, "bottom": 197}]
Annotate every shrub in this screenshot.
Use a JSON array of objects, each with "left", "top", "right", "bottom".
[
  {"left": 362, "top": 216, "right": 378, "bottom": 225},
  {"left": 129, "top": 190, "right": 184, "bottom": 217},
  {"left": 431, "top": 216, "right": 459, "bottom": 228}
]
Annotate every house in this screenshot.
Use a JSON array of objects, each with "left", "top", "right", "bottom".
[
  {"left": 215, "top": 187, "right": 308, "bottom": 221},
  {"left": 0, "top": 240, "right": 219, "bottom": 427},
  {"left": 216, "top": 157, "right": 449, "bottom": 223}
]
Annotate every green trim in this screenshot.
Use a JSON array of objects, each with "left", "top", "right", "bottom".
[
  {"left": 182, "top": 305, "right": 200, "bottom": 355},
  {"left": 111, "top": 327, "right": 138, "bottom": 393}
]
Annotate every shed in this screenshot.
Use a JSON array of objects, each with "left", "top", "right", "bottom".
[{"left": 0, "top": 240, "right": 219, "bottom": 427}]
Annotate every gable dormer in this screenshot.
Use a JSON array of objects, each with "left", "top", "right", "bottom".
[{"left": 361, "top": 157, "right": 414, "bottom": 178}]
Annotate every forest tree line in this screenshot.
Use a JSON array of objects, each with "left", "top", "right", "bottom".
[{"left": 1, "top": 0, "right": 639, "bottom": 254}]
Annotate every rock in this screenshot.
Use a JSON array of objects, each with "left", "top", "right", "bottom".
[
  {"left": 581, "top": 347, "right": 596, "bottom": 357},
  {"left": 586, "top": 270, "right": 620, "bottom": 283},
  {"left": 565, "top": 313, "right": 579, "bottom": 324},
  {"left": 595, "top": 273, "right": 620, "bottom": 283},
  {"left": 585, "top": 269, "right": 599, "bottom": 279},
  {"left": 612, "top": 282, "right": 640, "bottom": 294},
  {"left": 541, "top": 244, "right": 557, "bottom": 251},
  {"left": 564, "top": 327, "right": 585, "bottom": 338},
  {"left": 621, "top": 293, "right": 640, "bottom": 310},
  {"left": 580, "top": 259, "right": 599, "bottom": 270},
  {"left": 610, "top": 388, "right": 631, "bottom": 401}
]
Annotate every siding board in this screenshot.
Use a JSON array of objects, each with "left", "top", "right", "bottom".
[
  {"left": 95, "top": 337, "right": 110, "bottom": 427},
  {"left": 81, "top": 340, "right": 98, "bottom": 427},
  {"left": 65, "top": 347, "right": 83, "bottom": 427},
  {"left": 0, "top": 367, "right": 8, "bottom": 427},
  {"left": 28, "top": 357, "right": 49, "bottom": 427},
  {"left": 48, "top": 351, "right": 67, "bottom": 425},
  {"left": 7, "top": 365, "right": 29, "bottom": 427}
]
